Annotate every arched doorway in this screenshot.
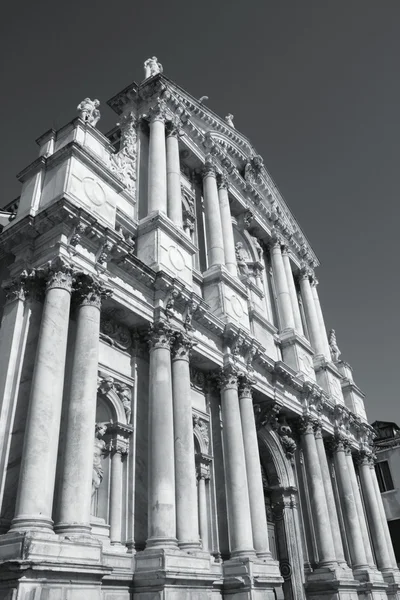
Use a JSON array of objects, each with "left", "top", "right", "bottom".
[{"left": 258, "top": 426, "right": 307, "bottom": 600}]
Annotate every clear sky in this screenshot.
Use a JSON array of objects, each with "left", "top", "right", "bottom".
[{"left": 1, "top": 1, "right": 399, "bottom": 422}]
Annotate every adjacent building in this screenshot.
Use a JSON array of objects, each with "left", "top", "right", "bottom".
[{"left": 0, "top": 57, "right": 398, "bottom": 600}]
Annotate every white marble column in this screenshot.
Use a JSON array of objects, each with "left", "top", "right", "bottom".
[
  {"left": 299, "top": 417, "right": 336, "bottom": 566},
  {"left": 197, "top": 459, "right": 210, "bottom": 551},
  {"left": 299, "top": 268, "right": 326, "bottom": 356},
  {"left": 238, "top": 377, "right": 271, "bottom": 558},
  {"left": 148, "top": 101, "right": 167, "bottom": 215},
  {"left": 202, "top": 159, "right": 225, "bottom": 268},
  {"left": 56, "top": 276, "right": 109, "bottom": 534},
  {"left": 11, "top": 262, "right": 73, "bottom": 532},
  {"left": 314, "top": 427, "right": 346, "bottom": 565},
  {"left": 331, "top": 437, "right": 369, "bottom": 570},
  {"left": 269, "top": 237, "right": 295, "bottom": 331},
  {"left": 146, "top": 322, "right": 177, "bottom": 548},
  {"left": 357, "top": 452, "right": 393, "bottom": 571},
  {"left": 282, "top": 246, "right": 304, "bottom": 335},
  {"left": 109, "top": 432, "right": 129, "bottom": 545},
  {"left": 166, "top": 120, "right": 183, "bottom": 226},
  {"left": 311, "top": 277, "right": 331, "bottom": 360},
  {"left": 217, "top": 175, "right": 237, "bottom": 276},
  {"left": 219, "top": 367, "right": 255, "bottom": 558},
  {"left": 345, "top": 449, "right": 375, "bottom": 568},
  {"left": 171, "top": 332, "right": 201, "bottom": 550}
]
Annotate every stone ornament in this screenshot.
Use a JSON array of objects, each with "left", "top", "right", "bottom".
[
  {"left": 147, "top": 98, "right": 168, "bottom": 123},
  {"left": 328, "top": 329, "right": 341, "bottom": 362},
  {"left": 100, "top": 317, "right": 132, "bottom": 351},
  {"left": 144, "top": 56, "right": 163, "bottom": 79},
  {"left": 110, "top": 111, "right": 137, "bottom": 195},
  {"left": 244, "top": 155, "right": 263, "bottom": 185},
  {"left": 171, "top": 331, "right": 196, "bottom": 361},
  {"left": 147, "top": 321, "right": 174, "bottom": 351},
  {"left": 73, "top": 274, "right": 112, "bottom": 308},
  {"left": 97, "top": 373, "right": 133, "bottom": 423},
  {"left": 77, "top": 98, "right": 101, "bottom": 127},
  {"left": 92, "top": 422, "right": 107, "bottom": 498},
  {"left": 224, "top": 114, "right": 235, "bottom": 128},
  {"left": 235, "top": 242, "right": 250, "bottom": 277},
  {"left": 193, "top": 415, "right": 210, "bottom": 453}
]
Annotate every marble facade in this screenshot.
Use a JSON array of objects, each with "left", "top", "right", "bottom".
[{"left": 0, "top": 58, "right": 397, "bottom": 600}]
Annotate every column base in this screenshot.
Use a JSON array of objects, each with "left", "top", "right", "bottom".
[
  {"left": 222, "top": 555, "right": 282, "bottom": 600},
  {"left": 9, "top": 515, "right": 55, "bottom": 533},
  {"left": 134, "top": 546, "right": 221, "bottom": 599},
  {"left": 306, "top": 564, "right": 365, "bottom": 600},
  {"left": 178, "top": 540, "right": 203, "bottom": 553},
  {"left": 145, "top": 536, "right": 179, "bottom": 549},
  {"left": 54, "top": 522, "right": 92, "bottom": 536},
  {"left": 382, "top": 569, "right": 400, "bottom": 600}
]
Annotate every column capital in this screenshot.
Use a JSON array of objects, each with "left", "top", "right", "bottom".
[
  {"left": 299, "top": 264, "right": 312, "bottom": 281},
  {"left": 281, "top": 244, "right": 290, "bottom": 257},
  {"left": 202, "top": 154, "right": 217, "bottom": 178},
  {"left": 269, "top": 232, "right": 283, "bottom": 249},
  {"left": 297, "top": 415, "right": 319, "bottom": 435},
  {"left": 108, "top": 435, "right": 129, "bottom": 456},
  {"left": 238, "top": 373, "right": 256, "bottom": 399},
  {"left": 73, "top": 274, "right": 112, "bottom": 308},
  {"left": 147, "top": 320, "right": 174, "bottom": 351},
  {"left": 217, "top": 172, "right": 229, "bottom": 190},
  {"left": 171, "top": 330, "right": 196, "bottom": 361},
  {"left": 216, "top": 365, "right": 239, "bottom": 391},
  {"left": 166, "top": 114, "right": 184, "bottom": 138},
  {"left": 148, "top": 98, "right": 168, "bottom": 123},
  {"left": 196, "top": 453, "right": 212, "bottom": 480},
  {"left": 3, "top": 270, "right": 30, "bottom": 303},
  {"left": 326, "top": 433, "right": 350, "bottom": 454},
  {"left": 355, "top": 449, "right": 376, "bottom": 468}
]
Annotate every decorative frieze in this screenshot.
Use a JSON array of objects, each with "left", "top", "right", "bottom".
[
  {"left": 110, "top": 111, "right": 137, "bottom": 195},
  {"left": 100, "top": 316, "right": 133, "bottom": 351}
]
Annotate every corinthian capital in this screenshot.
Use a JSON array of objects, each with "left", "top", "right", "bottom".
[
  {"left": 217, "top": 173, "right": 229, "bottom": 190},
  {"left": 148, "top": 98, "right": 168, "bottom": 123},
  {"left": 202, "top": 153, "right": 217, "bottom": 178},
  {"left": 73, "top": 274, "right": 112, "bottom": 308},
  {"left": 216, "top": 365, "right": 239, "bottom": 391},
  {"left": 238, "top": 373, "right": 256, "bottom": 399},
  {"left": 171, "top": 330, "right": 196, "bottom": 361},
  {"left": 3, "top": 271, "right": 30, "bottom": 303},
  {"left": 297, "top": 415, "right": 319, "bottom": 436},
  {"left": 147, "top": 320, "right": 174, "bottom": 351}
]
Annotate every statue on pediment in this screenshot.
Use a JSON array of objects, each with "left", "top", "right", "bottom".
[
  {"left": 329, "top": 329, "right": 341, "bottom": 362},
  {"left": 77, "top": 98, "right": 101, "bottom": 127},
  {"left": 225, "top": 114, "right": 235, "bottom": 128},
  {"left": 144, "top": 56, "right": 163, "bottom": 79}
]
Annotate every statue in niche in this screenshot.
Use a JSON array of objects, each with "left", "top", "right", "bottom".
[
  {"left": 117, "top": 384, "right": 132, "bottom": 424},
  {"left": 235, "top": 242, "right": 249, "bottom": 277},
  {"left": 91, "top": 422, "right": 107, "bottom": 513},
  {"left": 225, "top": 114, "right": 235, "bottom": 128},
  {"left": 77, "top": 98, "right": 101, "bottom": 127},
  {"left": 328, "top": 329, "right": 341, "bottom": 362},
  {"left": 251, "top": 235, "right": 263, "bottom": 260},
  {"left": 144, "top": 56, "right": 163, "bottom": 79}
]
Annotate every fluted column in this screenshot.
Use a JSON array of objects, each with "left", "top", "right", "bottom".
[
  {"left": 357, "top": 452, "right": 392, "bottom": 571},
  {"left": 197, "top": 458, "right": 210, "bottom": 551},
  {"left": 11, "top": 261, "right": 74, "bottom": 532},
  {"left": 202, "top": 158, "right": 225, "bottom": 268},
  {"left": 166, "top": 119, "right": 183, "bottom": 226},
  {"left": 56, "top": 275, "right": 109, "bottom": 534},
  {"left": 171, "top": 332, "right": 201, "bottom": 550},
  {"left": 370, "top": 458, "right": 398, "bottom": 569},
  {"left": 299, "top": 268, "right": 326, "bottom": 356},
  {"left": 311, "top": 277, "right": 331, "bottom": 360},
  {"left": 146, "top": 321, "right": 177, "bottom": 548},
  {"left": 345, "top": 449, "right": 375, "bottom": 568},
  {"left": 219, "top": 367, "right": 255, "bottom": 557},
  {"left": 109, "top": 434, "right": 128, "bottom": 545},
  {"left": 269, "top": 237, "right": 295, "bottom": 331},
  {"left": 238, "top": 377, "right": 271, "bottom": 558},
  {"left": 298, "top": 417, "right": 336, "bottom": 565},
  {"left": 330, "top": 437, "right": 369, "bottom": 569},
  {"left": 148, "top": 100, "right": 167, "bottom": 215},
  {"left": 314, "top": 427, "right": 346, "bottom": 565},
  {"left": 217, "top": 175, "right": 237, "bottom": 275},
  {"left": 282, "top": 246, "right": 304, "bottom": 335}
]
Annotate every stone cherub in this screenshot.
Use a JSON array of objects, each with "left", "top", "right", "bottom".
[
  {"left": 235, "top": 242, "right": 249, "bottom": 277},
  {"left": 92, "top": 422, "right": 107, "bottom": 500},
  {"left": 328, "top": 329, "right": 341, "bottom": 362},
  {"left": 77, "top": 98, "right": 101, "bottom": 127},
  {"left": 144, "top": 56, "right": 163, "bottom": 79}
]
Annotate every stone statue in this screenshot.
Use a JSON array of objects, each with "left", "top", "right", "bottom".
[
  {"left": 251, "top": 235, "right": 263, "bottom": 260},
  {"left": 198, "top": 95, "right": 209, "bottom": 104},
  {"left": 77, "top": 98, "right": 101, "bottom": 127},
  {"left": 329, "top": 329, "right": 341, "bottom": 362},
  {"left": 225, "top": 114, "right": 235, "bottom": 128},
  {"left": 92, "top": 422, "right": 107, "bottom": 499},
  {"left": 144, "top": 56, "right": 163, "bottom": 79},
  {"left": 117, "top": 384, "right": 132, "bottom": 424},
  {"left": 235, "top": 242, "right": 249, "bottom": 276}
]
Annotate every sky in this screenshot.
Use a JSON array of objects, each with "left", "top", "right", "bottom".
[{"left": 0, "top": 1, "right": 399, "bottom": 422}]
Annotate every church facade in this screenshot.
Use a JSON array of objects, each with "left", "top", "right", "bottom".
[{"left": 0, "top": 58, "right": 397, "bottom": 600}]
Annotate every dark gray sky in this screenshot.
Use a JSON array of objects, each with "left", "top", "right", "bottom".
[{"left": 1, "top": 1, "right": 399, "bottom": 422}]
